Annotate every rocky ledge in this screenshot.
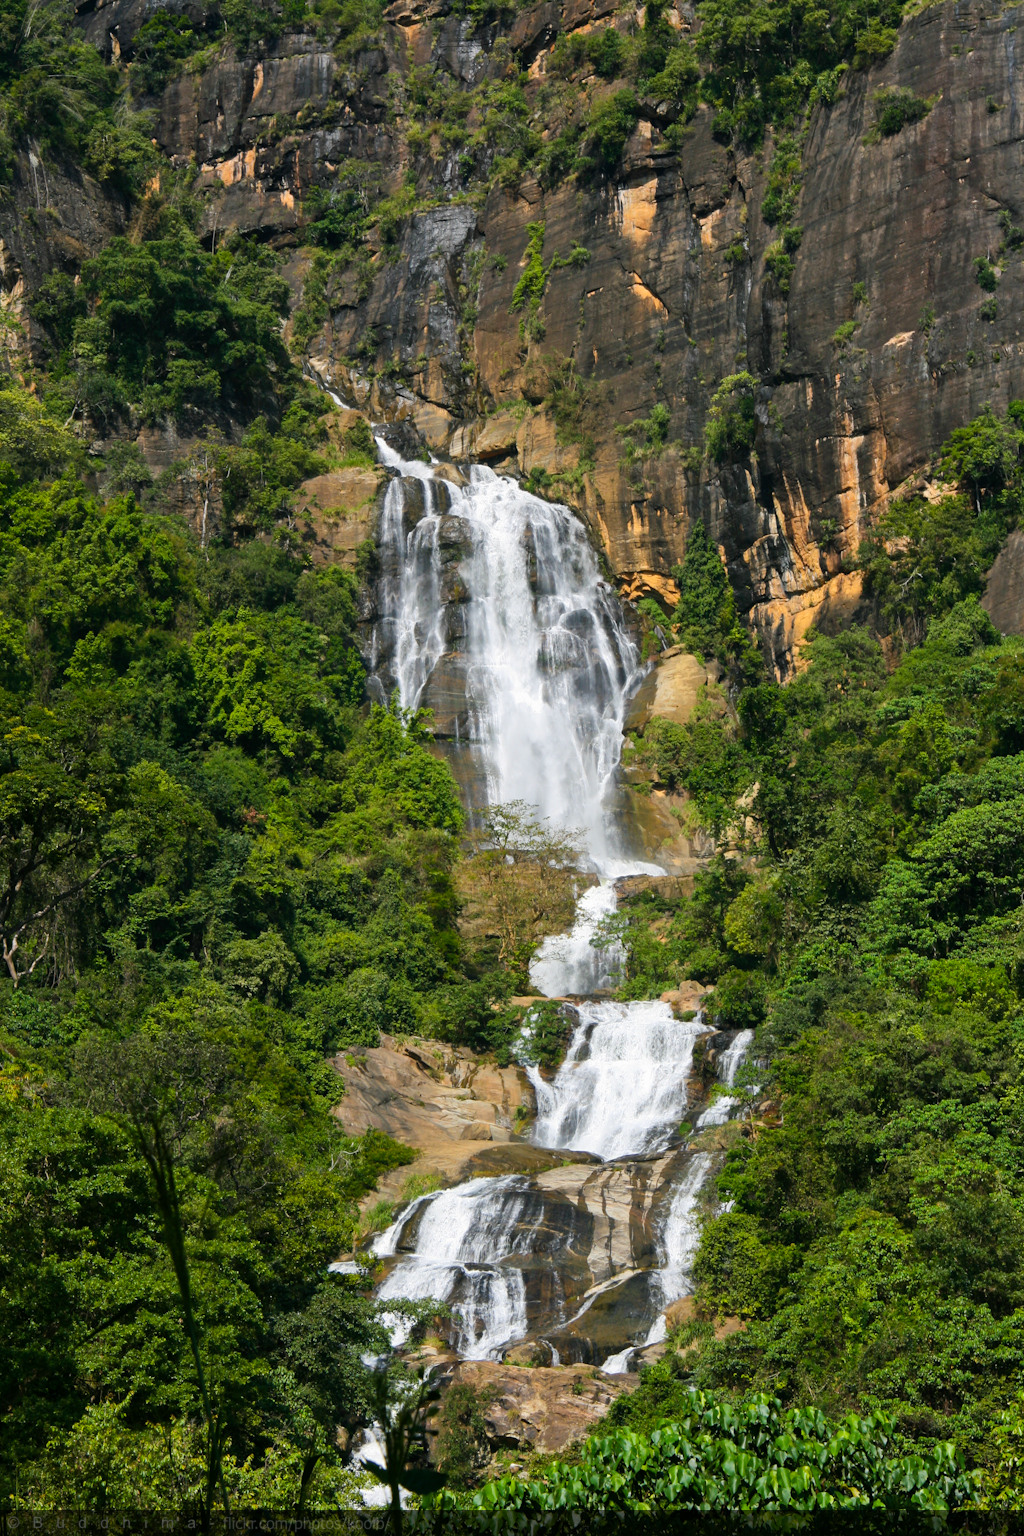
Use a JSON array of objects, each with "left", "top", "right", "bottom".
[
  {"left": 336, "top": 1027, "right": 748, "bottom": 1362},
  {"left": 331, "top": 1033, "right": 538, "bottom": 1196},
  {"left": 441, "top": 1360, "right": 633, "bottom": 1455}
]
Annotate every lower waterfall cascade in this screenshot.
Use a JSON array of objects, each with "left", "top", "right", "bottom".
[{"left": 364, "top": 442, "right": 755, "bottom": 1367}]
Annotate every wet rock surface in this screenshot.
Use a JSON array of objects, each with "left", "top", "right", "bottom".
[{"left": 342, "top": 1023, "right": 743, "bottom": 1361}]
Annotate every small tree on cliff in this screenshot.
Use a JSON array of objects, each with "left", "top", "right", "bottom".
[
  {"left": 457, "top": 802, "right": 583, "bottom": 983},
  {"left": 670, "top": 523, "right": 760, "bottom": 679}
]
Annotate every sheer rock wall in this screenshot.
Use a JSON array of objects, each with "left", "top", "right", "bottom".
[{"left": 15, "top": 0, "right": 1022, "bottom": 671}]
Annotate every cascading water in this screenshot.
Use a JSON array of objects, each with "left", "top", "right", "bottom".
[
  {"left": 528, "top": 1002, "right": 708, "bottom": 1161},
  {"left": 364, "top": 439, "right": 748, "bottom": 1365},
  {"left": 600, "top": 1031, "right": 755, "bottom": 1372},
  {"left": 694, "top": 1028, "right": 756, "bottom": 1130},
  {"left": 369, "top": 440, "right": 651, "bottom": 866},
  {"left": 600, "top": 1152, "right": 713, "bottom": 1374},
  {"left": 371, "top": 451, "right": 448, "bottom": 709},
  {"left": 373, "top": 1177, "right": 535, "bottom": 1359},
  {"left": 528, "top": 879, "right": 624, "bottom": 998}
]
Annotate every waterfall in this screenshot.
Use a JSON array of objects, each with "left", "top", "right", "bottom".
[
  {"left": 370, "top": 440, "right": 652, "bottom": 867},
  {"left": 371, "top": 455, "right": 448, "bottom": 708},
  {"left": 600, "top": 1031, "right": 755, "bottom": 1374},
  {"left": 372, "top": 1176, "right": 539, "bottom": 1359},
  {"left": 694, "top": 1028, "right": 756, "bottom": 1129},
  {"left": 529, "top": 879, "right": 621, "bottom": 997},
  {"left": 528, "top": 1001, "right": 708, "bottom": 1160},
  {"left": 364, "top": 436, "right": 748, "bottom": 1368},
  {"left": 655, "top": 1151, "right": 715, "bottom": 1306}
]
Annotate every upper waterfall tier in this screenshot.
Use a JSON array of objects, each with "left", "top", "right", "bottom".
[{"left": 369, "top": 441, "right": 652, "bottom": 872}]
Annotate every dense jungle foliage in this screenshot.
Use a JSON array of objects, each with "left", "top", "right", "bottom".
[
  {"left": 0, "top": 223, "right": 511, "bottom": 1509},
  {"left": 0, "top": 380, "right": 490, "bottom": 1508},
  {"left": 603, "top": 401, "right": 1024, "bottom": 1497},
  {"left": 1, "top": 0, "right": 1021, "bottom": 1519}
]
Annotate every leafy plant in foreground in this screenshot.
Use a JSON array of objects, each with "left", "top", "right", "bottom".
[{"left": 453, "top": 1389, "right": 977, "bottom": 1512}]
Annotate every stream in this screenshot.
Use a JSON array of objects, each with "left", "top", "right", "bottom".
[{"left": 364, "top": 441, "right": 753, "bottom": 1369}]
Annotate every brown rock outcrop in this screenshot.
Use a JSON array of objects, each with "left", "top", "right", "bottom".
[
  {"left": 624, "top": 650, "right": 726, "bottom": 732},
  {"left": 612, "top": 873, "right": 695, "bottom": 903},
  {"left": 661, "top": 981, "right": 708, "bottom": 1017},
  {"left": 293, "top": 467, "right": 383, "bottom": 566},
  {"left": 300, "top": 0, "right": 1024, "bottom": 673},
  {"left": 447, "top": 1360, "right": 632, "bottom": 1453},
  {"left": 330, "top": 1033, "right": 535, "bottom": 1194},
  {"left": 983, "top": 529, "right": 1024, "bottom": 636},
  {"left": 664, "top": 1295, "right": 746, "bottom": 1343}
]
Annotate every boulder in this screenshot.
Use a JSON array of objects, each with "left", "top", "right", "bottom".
[
  {"left": 660, "top": 981, "right": 709, "bottom": 1017},
  {"left": 624, "top": 652, "right": 727, "bottom": 733},
  {"left": 329, "top": 1034, "right": 534, "bottom": 1194},
  {"left": 293, "top": 468, "right": 382, "bottom": 568},
  {"left": 448, "top": 1361, "right": 633, "bottom": 1454},
  {"left": 983, "top": 529, "right": 1024, "bottom": 636},
  {"left": 473, "top": 412, "right": 522, "bottom": 460},
  {"left": 613, "top": 874, "right": 695, "bottom": 903}
]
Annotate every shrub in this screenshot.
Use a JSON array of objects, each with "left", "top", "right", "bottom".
[
  {"left": 763, "top": 241, "right": 792, "bottom": 292},
  {"left": 617, "top": 401, "right": 671, "bottom": 462},
  {"left": 974, "top": 255, "right": 998, "bottom": 292},
  {"left": 761, "top": 137, "right": 802, "bottom": 225},
  {"left": 706, "top": 967, "right": 768, "bottom": 1029},
  {"left": 583, "top": 90, "right": 640, "bottom": 172},
  {"left": 704, "top": 372, "right": 757, "bottom": 462},
  {"left": 870, "top": 87, "right": 934, "bottom": 138},
  {"left": 585, "top": 28, "right": 625, "bottom": 79},
  {"left": 646, "top": 40, "right": 700, "bottom": 110},
  {"left": 432, "top": 1384, "right": 490, "bottom": 1488},
  {"left": 130, "top": 10, "right": 202, "bottom": 95},
  {"left": 459, "top": 1388, "right": 978, "bottom": 1511},
  {"left": 853, "top": 20, "right": 899, "bottom": 66}
]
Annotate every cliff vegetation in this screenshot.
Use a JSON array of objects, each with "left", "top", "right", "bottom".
[{"left": 2, "top": 0, "right": 1024, "bottom": 1518}]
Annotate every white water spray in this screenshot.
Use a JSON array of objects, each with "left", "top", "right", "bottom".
[
  {"left": 371, "top": 441, "right": 649, "bottom": 867},
  {"left": 364, "top": 438, "right": 750, "bottom": 1365},
  {"left": 529, "top": 1001, "right": 708, "bottom": 1160},
  {"left": 694, "top": 1028, "right": 756, "bottom": 1129},
  {"left": 372, "top": 1176, "right": 536, "bottom": 1359}
]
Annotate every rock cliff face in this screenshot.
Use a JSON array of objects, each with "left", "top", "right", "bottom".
[{"left": 10, "top": 0, "right": 1019, "bottom": 670}]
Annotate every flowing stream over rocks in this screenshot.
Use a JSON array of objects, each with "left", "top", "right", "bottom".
[
  {"left": 365, "top": 444, "right": 754, "bottom": 1365},
  {"left": 528, "top": 1002, "right": 707, "bottom": 1162}
]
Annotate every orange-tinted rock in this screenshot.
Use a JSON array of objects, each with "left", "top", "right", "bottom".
[
  {"left": 624, "top": 651, "right": 726, "bottom": 732},
  {"left": 293, "top": 467, "right": 382, "bottom": 567},
  {"left": 449, "top": 1360, "right": 632, "bottom": 1454}
]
